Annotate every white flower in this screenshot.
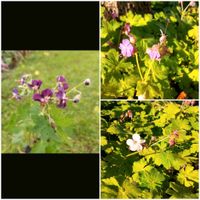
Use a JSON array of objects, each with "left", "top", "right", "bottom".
[{"left": 126, "top": 134, "right": 145, "bottom": 152}]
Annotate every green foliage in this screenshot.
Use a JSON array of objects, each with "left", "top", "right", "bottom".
[
  {"left": 2, "top": 51, "right": 99, "bottom": 153},
  {"left": 101, "top": 2, "right": 199, "bottom": 99},
  {"left": 101, "top": 101, "right": 199, "bottom": 198}
]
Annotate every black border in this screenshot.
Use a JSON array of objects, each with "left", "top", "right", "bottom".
[
  {"left": 1, "top": 154, "right": 99, "bottom": 198},
  {"left": 1, "top": 1, "right": 99, "bottom": 50}
]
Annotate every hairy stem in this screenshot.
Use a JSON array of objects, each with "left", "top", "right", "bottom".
[{"left": 135, "top": 53, "right": 144, "bottom": 81}]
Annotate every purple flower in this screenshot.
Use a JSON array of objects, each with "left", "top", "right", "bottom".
[
  {"left": 146, "top": 44, "right": 161, "bottom": 61},
  {"left": 57, "top": 75, "right": 66, "bottom": 83},
  {"left": 12, "top": 88, "right": 21, "bottom": 100},
  {"left": 28, "top": 80, "right": 42, "bottom": 90},
  {"left": 119, "top": 39, "right": 135, "bottom": 58},
  {"left": 33, "top": 89, "right": 53, "bottom": 105},
  {"left": 56, "top": 89, "right": 68, "bottom": 108},
  {"left": 57, "top": 75, "right": 69, "bottom": 91},
  {"left": 58, "top": 99, "right": 67, "bottom": 108}
]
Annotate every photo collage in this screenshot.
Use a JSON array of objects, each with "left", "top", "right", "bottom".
[{"left": 1, "top": 0, "right": 199, "bottom": 199}]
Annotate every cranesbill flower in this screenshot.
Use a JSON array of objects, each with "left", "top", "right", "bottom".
[
  {"left": 126, "top": 134, "right": 145, "bottom": 151},
  {"left": 57, "top": 75, "right": 66, "bottom": 83},
  {"left": 28, "top": 80, "right": 42, "bottom": 90},
  {"left": 56, "top": 90, "right": 68, "bottom": 108},
  {"left": 12, "top": 88, "right": 21, "bottom": 100},
  {"left": 57, "top": 75, "right": 69, "bottom": 91},
  {"left": 33, "top": 89, "right": 53, "bottom": 105},
  {"left": 146, "top": 44, "right": 161, "bottom": 61},
  {"left": 119, "top": 39, "right": 135, "bottom": 58}
]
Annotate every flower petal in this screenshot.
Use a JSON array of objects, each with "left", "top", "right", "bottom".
[
  {"left": 132, "top": 134, "right": 141, "bottom": 142},
  {"left": 126, "top": 139, "right": 134, "bottom": 146},
  {"left": 33, "top": 93, "right": 42, "bottom": 102},
  {"left": 129, "top": 144, "right": 138, "bottom": 151},
  {"left": 136, "top": 144, "right": 143, "bottom": 151},
  {"left": 122, "top": 39, "right": 130, "bottom": 45},
  {"left": 41, "top": 89, "right": 53, "bottom": 97}
]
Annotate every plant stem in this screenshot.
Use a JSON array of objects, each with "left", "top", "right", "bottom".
[
  {"left": 66, "top": 82, "right": 84, "bottom": 95},
  {"left": 135, "top": 53, "right": 144, "bottom": 81},
  {"left": 126, "top": 151, "right": 138, "bottom": 157},
  {"left": 181, "top": 2, "right": 190, "bottom": 20},
  {"left": 144, "top": 61, "right": 153, "bottom": 81},
  {"left": 150, "top": 136, "right": 169, "bottom": 147}
]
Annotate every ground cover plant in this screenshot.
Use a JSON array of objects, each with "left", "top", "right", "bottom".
[
  {"left": 101, "top": 1, "right": 199, "bottom": 99},
  {"left": 101, "top": 101, "right": 199, "bottom": 198},
  {"left": 2, "top": 51, "right": 99, "bottom": 153}
]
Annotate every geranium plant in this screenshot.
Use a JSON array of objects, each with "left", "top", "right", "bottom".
[
  {"left": 11, "top": 74, "right": 91, "bottom": 153},
  {"left": 101, "top": 1, "right": 198, "bottom": 99},
  {"left": 101, "top": 101, "right": 198, "bottom": 199}
]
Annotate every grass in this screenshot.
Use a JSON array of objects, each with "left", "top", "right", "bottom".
[{"left": 2, "top": 51, "right": 99, "bottom": 153}]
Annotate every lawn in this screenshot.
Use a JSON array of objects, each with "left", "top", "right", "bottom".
[{"left": 2, "top": 51, "right": 99, "bottom": 153}]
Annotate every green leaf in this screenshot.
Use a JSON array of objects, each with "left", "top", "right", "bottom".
[
  {"left": 166, "top": 182, "right": 199, "bottom": 198},
  {"left": 139, "top": 168, "right": 165, "bottom": 190},
  {"left": 132, "top": 158, "right": 152, "bottom": 173},
  {"left": 177, "top": 165, "right": 198, "bottom": 187},
  {"left": 164, "top": 103, "right": 180, "bottom": 116},
  {"left": 101, "top": 136, "right": 108, "bottom": 146},
  {"left": 102, "top": 177, "right": 120, "bottom": 188},
  {"left": 107, "top": 124, "right": 120, "bottom": 135}
]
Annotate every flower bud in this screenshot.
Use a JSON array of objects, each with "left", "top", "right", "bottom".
[
  {"left": 159, "top": 34, "right": 167, "bottom": 44},
  {"left": 129, "top": 34, "right": 136, "bottom": 45},
  {"left": 189, "top": 1, "right": 196, "bottom": 7},
  {"left": 73, "top": 94, "right": 81, "bottom": 103},
  {"left": 84, "top": 78, "right": 91, "bottom": 86}
]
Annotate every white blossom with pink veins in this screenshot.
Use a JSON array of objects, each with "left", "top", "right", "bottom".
[{"left": 126, "top": 134, "right": 145, "bottom": 151}]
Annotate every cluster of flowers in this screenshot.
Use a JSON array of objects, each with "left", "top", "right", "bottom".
[
  {"left": 12, "top": 74, "right": 90, "bottom": 109},
  {"left": 169, "top": 130, "right": 179, "bottom": 147},
  {"left": 119, "top": 23, "right": 137, "bottom": 58},
  {"left": 146, "top": 30, "right": 169, "bottom": 61},
  {"left": 119, "top": 23, "right": 169, "bottom": 61},
  {"left": 126, "top": 130, "right": 180, "bottom": 152}
]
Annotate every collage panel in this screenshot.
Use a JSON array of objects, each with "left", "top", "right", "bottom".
[
  {"left": 2, "top": 51, "right": 99, "bottom": 153},
  {"left": 101, "top": 1, "right": 199, "bottom": 99},
  {"left": 101, "top": 100, "right": 199, "bottom": 199}
]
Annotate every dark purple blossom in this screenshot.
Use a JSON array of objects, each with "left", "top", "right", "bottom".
[
  {"left": 119, "top": 39, "right": 135, "bottom": 58},
  {"left": 33, "top": 89, "right": 53, "bottom": 105},
  {"left": 57, "top": 75, "right": 69, "bottom": 91},
  {"left": 28, "top": 80, "right": 42, "bottom": 90},
  {"left": 57, "top": 99, "right": 67, "bottom": 108},
  {"left": 12, "top": 88, "right": 21, "bottom": 100},
  {"left": 56, "top": 89, "right": 68, "bottom": 108},
  {"left": 57, "top": 75, "right": 66, "bottom": 83}
]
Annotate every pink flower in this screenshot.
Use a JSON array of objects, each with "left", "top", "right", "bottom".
[{"left": 119, "top": 39, "right": 135, "bottom": 58}]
